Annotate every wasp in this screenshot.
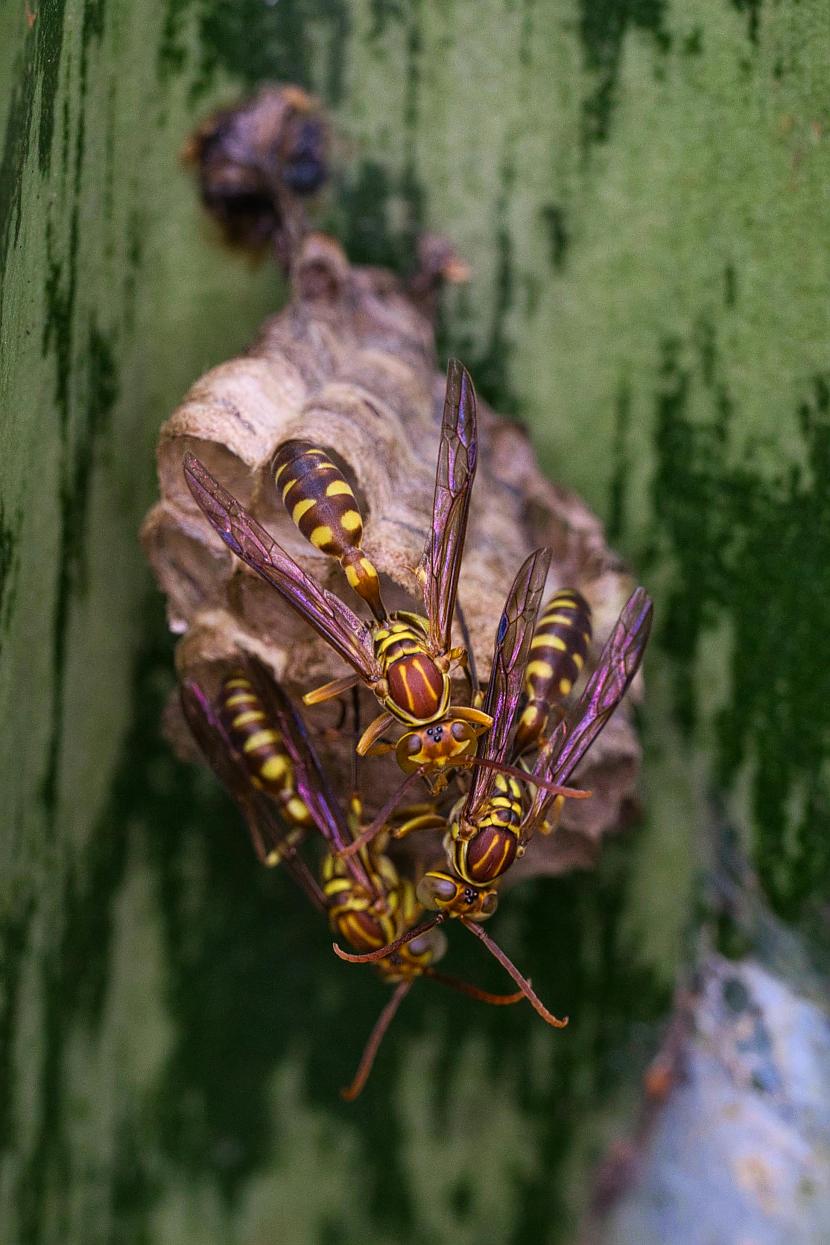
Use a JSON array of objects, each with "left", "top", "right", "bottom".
[
  {"left": 216, "top": 668, "right": 315, "bottom": 836},
  {"left": 333, "top": 582, "right": 654, "bottom": 1031},
  {"left": 180, "top": 672, "right": 330, "bottom": 897},
  {"left": 183, "top": 359, "right": 493, "bottom": 765},
  {"left": 337, "top": 550, "right": 591, "bottom": 861},
  {"left": 241, "top": 659, "right": 526, "bottom": 1100},
  {"left": 514, "top": 588, "right": 593, "bottom": 754}
]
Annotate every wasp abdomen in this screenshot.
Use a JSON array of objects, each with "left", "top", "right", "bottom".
[
  {"left": 452, "top": 774, "right": 524, "bottom": 885},
  {"left": 219, "top": 673, "right": 311, "bottom": 827},
  {"left": 453, "top": 825, "right": 519, "bottom": 885},
  {"left": 515, "top": 589, "right": 592, "bottom": 752},
  {"left": 323, "top": 854, "right": 402, "bottom": 952},
  {"left": 274, "top": 439, "right": 385, "bottom": 619}
]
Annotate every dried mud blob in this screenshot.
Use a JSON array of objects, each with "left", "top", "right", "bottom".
[{"left": 182, "top": 84, "right": 329, "bottom": 264}]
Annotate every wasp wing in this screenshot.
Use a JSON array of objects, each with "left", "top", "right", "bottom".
[
  {"left": 525, "top": 586, "right": 653, "bottom": 833},
  {"left": 463, "top": 547, "right": 551, "bottom": 817},
  {"left": 421, "top": 360, "right": 478, "bottom": 656},
  {"left": 242, "top": 657, "right": 377, "bottom": 897},
  {"left": 180, "top": 678, "right": 325, "bottom": 910},
  {"left": 183, "top": 454, "right": 381, "bottom": 682}
]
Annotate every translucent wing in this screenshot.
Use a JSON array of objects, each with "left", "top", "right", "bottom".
[
  {"left": 422, "top": 360, "right": 478, "bottom": 655},
  {"left": 183, "top": 454, "right": 380, "bottom": 681},
  {"left": 180, "top": 678, "right": 325, "bottom": 910},
  {"left": 526, "top": 586, "right": 653, "bottom": 831},
  {"left": 463, "top": 547, "right": 552, "bottom": 816},
  {"left": 242, "top": 657, "right": 376, "bottom": 896}
]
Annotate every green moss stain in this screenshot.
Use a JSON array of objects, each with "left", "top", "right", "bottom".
[
  {"left": 368, "top": 0, "right": 405, "bottom": 41},
  {"left": 540, "top": 203, "right": 570, "bottom": 272},
  {"left": 731, "top": 0, "right": 763, "bottom": 45},
  {"left": 337, "top": 159, "right": 401, "bottom": 270},
  {"left": 159, "top": 0, "right": 351, "bottom": 103},
  {"left": 41, "top": 315, "right": 119, "bottom": 819},
  {"left": 650, "top": 324, "right": 830, "bottom": 920},
  {"left": 13, "top": 623, "right": 173, "bottom": 1244},
  {"left": 0, "top": 0, "right": 72, "bottom": 301},
  {"left": 0, "top": 903, "right": 34, "bottom": 1185},
  {"left": 575, "top": 0, "right": 671, "bottom": 148},
  {"left": 607, "top": 383, "right": 632, "bottom": 543},
  {"left": 0, "top": 500, "right": 21, "bottom": 652},
  {"left": 25, "top": 5, "right": 112, "bottom": 821}
]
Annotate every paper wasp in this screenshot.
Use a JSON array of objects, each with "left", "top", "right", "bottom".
[
  {"left": 226, "top": 657, "right": 527, "bottom": 1099},
  {"left": 183, "top": 359, "right": 492, "bottom": 766},
  {"left": 338, "top": 549, "right": 591, "bottom": 860},
  {"left": 180, "top": 673, "right": 331, "bottom": 900},
  {"left": 333, "top": 583, "right": 653, "bottom": 1031},
  {"left": 184, "top": 656, "right": 524, "bottom": 1097},
  {"left": 514, "top": 588, "right": 593, "bottom": 754}
]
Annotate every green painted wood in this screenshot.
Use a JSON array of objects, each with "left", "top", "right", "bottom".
[{"left": 2, "top": 2, "right": 828, "bottom": 1242}]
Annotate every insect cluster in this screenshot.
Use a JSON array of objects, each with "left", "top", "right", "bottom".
[{"left": 142, "top": 85, "right": 653, "bottom": 1098}]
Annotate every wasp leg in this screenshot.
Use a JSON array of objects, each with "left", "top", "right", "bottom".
[
  {"left": 303, "top": 673, "right": 361, "bottom": 706},
  {"left": 451, "top": 705, "right": 494, "bottom": 732},
  {"left": 356, "top": 712, "right": 396, "bottom": 757},
  {"left": 391, "top": 810, "right": 446, "bottom": 840},
  {"left": 340, "top": 980, "right": 413, "bottom": 1101}
]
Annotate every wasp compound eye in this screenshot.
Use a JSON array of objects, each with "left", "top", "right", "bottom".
[
  {"left": 481, "top": 891, "right": 499, "bottom": 917},
  {"left": 416, "top": 873, "right": 457, "bottom": 908}
]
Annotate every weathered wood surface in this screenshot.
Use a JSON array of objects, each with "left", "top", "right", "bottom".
[{"left": 2, "top": 3, "right": 828, "bottom": 1243}]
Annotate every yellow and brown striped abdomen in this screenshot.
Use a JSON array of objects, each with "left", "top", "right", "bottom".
[
  {"left": 219, "top": 673, "right": 311, "bottom": 828},
  {"left": 273, "top": 439, "right": 385, "bottom": 620},
  {"left": 450, "top": 775, "right": 524, "bottom": 885},
  {"left": 515, "top": 589, "right": 592, "bottom": 753},
  {"left": 322, "top": 853, "right": 402, "bottom": 952}
]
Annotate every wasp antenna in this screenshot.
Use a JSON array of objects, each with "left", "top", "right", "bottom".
[
  {"left": 338, "top": 769, "right": 425, "bottom": 858},
  {"left": 422, "top": 967, "right": 525, "bottom": 1006},
  {"left": 332, "top": 913, "right": 447, "bottom": 964},
  {"left": 341, "top": 980, "right": 413, "bottom": 1101},
  {"left": 461, "top": 919, "right": 569, "bottom": 1029},
  {"left": 458, "top": 755, "right": 591, "bottom": 800}
]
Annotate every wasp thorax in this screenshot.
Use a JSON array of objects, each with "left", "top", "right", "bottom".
[{"left": 386, "top": 653, "right": 447, "bottom": 724}]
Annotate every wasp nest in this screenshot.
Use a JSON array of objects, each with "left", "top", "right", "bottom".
[{"left": 142, "top": 86, "right": 646, "bottom": 882}]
